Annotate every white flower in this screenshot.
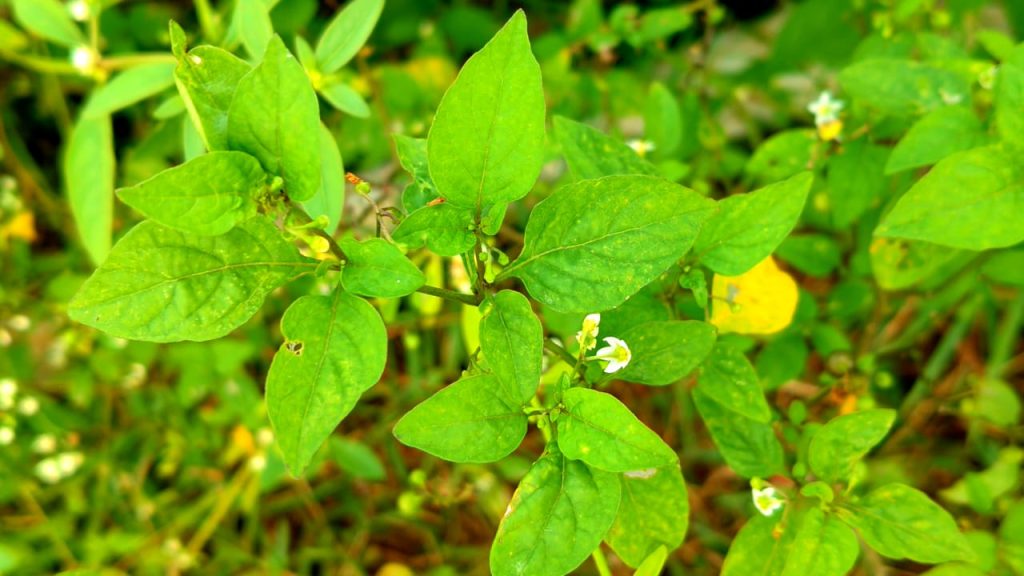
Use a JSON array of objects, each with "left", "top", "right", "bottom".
[
  {"left": 752, "top": 485, "right": 784, "bottom": 516},
  {"left": 0, "top": 427, "right": 14, "bottom": 446},
  {"left": 17, "top": 396, "right": 39, "bottom": 416},
  {"left": 67, "top": 0, "right": 90, "bottom": 22},
  {"left": 249, "top": 454, "right": 267, "bottom": 472},
  {"left": 36, "top": 458, "right": 62, "bottom": 484},
  {"left": 627, "top": 139, "right": 656, "bottom": 157},
  {"left": 56, "top": 452, "right": 84, "bottom": 476},
  {"left": 71, "top": 45, "right": 97, "bottom": 73},
  {"left": 807, "top": 91, "right": 844, "bottom": 126},
  {"left": 32, "top": 434, "right": 57, "bottom": 454},
  {"left": 256, "top": 427, "right": 274, "bottom": 447},
  {"left": 594, "top": 336, "right": 632, "bottom": 374},
  {"left": 0, "top": 377, "right": 17, "bottom": 398},
  {"left": 575, "top": 313, "right": 601, "bottom": 351},
  {"left": 7, "top": 315, "right": 30, "bottom": 331}
]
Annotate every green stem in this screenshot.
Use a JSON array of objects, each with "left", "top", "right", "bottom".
[
  {"left": 987, "top": 290, "right": 1024, "bottom": 379},
  {"left": 194, "top": 0, "right": 222, "bottom": 43},
  {"left": 591, "top": 546, "right": 613, "bottom": 576},
  {"left": 414, "top": 285, "right": 478, "bottom": 306},
  {"left": 544, "top": 338, "right": 577, "bottom": 366},
  {"left": 101, "top": 53, "right": 177, "bottom": 70}
]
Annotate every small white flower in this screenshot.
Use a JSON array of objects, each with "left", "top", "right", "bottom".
[
  {"left": 575, "top": 313, "right": 601, "bottom": 351},
  {"left": 627, "top": 139, "right": 656, "bottom": 156},
  {"left": 752, "top": 485, "right": 784, "bottom": 516},
  {"left": 56, "top": 452, "right": 84, "bottom": 476},
  {"left": 256, "top": 427, "right": 274, "bottom": 447},
  {"left": 249, "top": 454, "right": 267, "bottom": 472},
  {"left": 594, "top": 336, "right": 632, "bottom": 374},
  {"left": 71, "top": 45, "right": 98, "bottom": 73},
  {"left": 0, "top": 377, "right": 17, "bottom": 398},
  {"left": 67, "top": 0, "right": 90, "bottom": 22},
  {"left": 32, "top": 434, "right": 57, "bottom": 454},
  {"left": 121, "top": 362, "right": 147, "bottom": 389},
  {"left": 0, "top": 427, "right": 14, "bottom": 446},
  {"left": 0, "top": 329, "right": 11, "bottom": 347},
  {"left": 17, "top": 396, "right": 39, "bottom": 416},
  {"left": 807, "top": 91, "right": 844, "bottom": 127},
  {"left": 36, "top": 458, "right": 62, "bottom": 484},
  {"left": 7, "top": 315, "right": 30, "bottom": 331}
]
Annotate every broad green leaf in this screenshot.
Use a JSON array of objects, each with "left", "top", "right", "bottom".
[
  {"left": 553, "top": 115, "right": 659, "bottom": 180},
  {"left": 776, "top": 234, "right": 841, "bottom": 277},
  {"left": 696, "top": 344, "right": 771, "bottom": 423},
  {"left": 427, "top": 11, "right": 545, "bottom": 210},
  {"left": 885, "top": 106, "right": 986, "bottom": 174},
  {"left": 320, "top": 82, "right": 371, "bottom": 117},
  {"left": 82, "top": 62, "right": 176, "bottom": 119},
  {"left": 981, "top": 249, "right": 1024, "bottom": 286},
  {"left": 940, "top": 447, "right": 1023, "bottom": 509},
  {"left": 721, "top": 512, "right": 798, "bottom": 576},
  {"left": 174, "top": 44, "right": 252, "bottom": 150},
  {"left": 501, "top": 175, "right": 716, "bottom": 313},
  {"left": 490, "top": 450, "right": 621, "bottom": 576},
  {"left": 394, "top": 134, "right": 438, "bottom": 211},
  {"left": 693, "top": 172, "right": 812, "bottom": 275},
  {"left": 338, "top": 237, "right": 425, "bottom": 298},
  {"left": 995, "top": 63, "right": 1024, "bottom": 145},
  {"left": 633, "top": 546, "right": 669, "bottom": 576},
  {"left": 302, "top": 123, "right": 345, "bottom": 234},
  {"left": 69, "top": 218, "right": 310, "bottom": 342},
  {"left": 228, "top": 35, "right": 322, "bottom": 202},
  {"left": 780, "top": 508, "right": 860, "bottom": 576},
  {"left": 330, "top": 437, "right": 385, "bottom": 481},
  {"left": 266, "top": 289, "right": 387, "bottom": 474},
  {"left": 606, "top": 465, "right": 689, "bottom": 568},
  {"left": 746, "top": 129, "right": 815, "bottom": 185},
  {"left": 828, "top": 140, "right": 889, "bottom": 228},
  {"left": 392, "top": 203, "right": 476, "bottom": 256},
  {"left": 315, "top": 0, "right": 385, "bottom": 73},
  {"left": 692, "top": 387, "right": 784, "bottom": 478},
  {"left": 480, "top": 291, "right": 543, "bottom": 404},
  {"left": 116, "top": 151, "right": 265, "bottom": 236},
  {"left": 11, "top": 0, "right": 83, "bottom": 47},
  {"left": 392, "top": 373, "right": 526, "bottom": 463},
  {"left": 921, "top": 565, "right": 987, "bottom": 576},
  {"left": 235, "top": 0, "right": 273, "bottom": 59},
  {"left": 64, "top": 114, "right": 114, "bottom": 266},
  {"left": 558, "top": 388, "right": 677, "bottom": 472},
  {"left": 808, "top": 409, "right": 895, "bottom": 484},
  {"left": 643, "top": 82, "right": 681, "bottom": 157},
  {"left": 870, "top": 237, "right": 970, "bottom": 291},
  {"left": 840, "top": 59, "right": 971, "bottom": 117},
  {"left": 1000, "top": 500, "right": 1024, "bottom": 573},
  {"left": 616, "top": 321, "right": 716, "bottom": 386},
  {"left": 838, "top": 483, "right": 975, "bottom": 564},
  {"left": 875, "top": 145, "right": 1024, "bottom": 250}
]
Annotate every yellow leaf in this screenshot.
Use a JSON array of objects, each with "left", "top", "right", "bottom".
[
  {"left": 1, "top": 211, "right": 37, "bottom": 242},
  {"left": 710, "top": 256, "right": 798, "bottom": 335}
]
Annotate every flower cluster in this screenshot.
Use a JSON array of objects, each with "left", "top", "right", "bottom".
[
  {"left": 807, "top": 91, "right": 844, "bottom": 141},
  {"left": 575, "top": 314, "right": 632, "bottom": 374}
]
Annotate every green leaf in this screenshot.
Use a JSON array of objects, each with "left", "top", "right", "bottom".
[
  {"left": 338, "top": 237, "right": 425, "bottom": 298},
  {"left": 885, "top": 106, "right": 986, "bottom": 174},
  {"left": 558, "top": 388, "right": 677, "bottom": 473},
  {"left": 553, "top": 115, "right": 659, "bottom": 180},
  {"left": 616, "top": 321, "right": 716, "bottom": 386},
  {"left": 427, "top": 10, "right": 545, "bottom": 210},
  {"left": 696, "top": 344, "right": 772, "bottom": 423},
  {"left": 780, "top": 508, "right": 860, "bottom": 576},
  {"left": 838, "top": 483, "right": 975, "bottom": 564},
  {"left": 808, "top": 409, "right": 895, "bottom": 484},
  {"left": 746, "top": 129, "right": 816, "bottom": 185},
  {"left": 235, "top": 0, "right": 273, "bottom": 59},
  {"left": 875, "top": 145, "right": 1024, "bottom": 250},
  {"left": 692, "top": 387, "right": 784, "bottom": 478},
  {"left": 228, "top": 35, "right": 322, "bottom": 202},
  {"left": 392, "top": 203, "right": 476, "bottom": 256},
  {"left": 920, "top": 564, "right": 987, "bottom": 576},
  {"left": 82, "top": 62, "right": 177, "bottom": 119},
  {"left": 605, "top": 464, "right": 689, "bottom": 568},
  {"left": 490, "top": 450, "right": 621, "bottom": 576},
  {"left": 840, "top": 59, "right": 971, "bottom": 117},
  {"left": 301, "top": 123, "right": 345, "bottom": 234},
  {"left": 11, "top": 0, "right": 83, "bottom": 47},
  {"left": 501, "top": 175, "right": 716, "bottom": 313},
  {"left": 266, "top": 289, "right": 387, "bottom": 475},
  {"left": 721, "top": 512, "right": 797, "bottom": 576},
  {"left": 394, "top": 134, "right": 438, "bottom": 210},
  {"left": 870, "top": 238, "right": 970, "bottom": 291},
  {"left": 315, "top": 0, "right": 385, "bottom": 73},
  {"left": 995, "top": 63, "right": 1024, "bottom": 145},
  {"left": 174, "top": 45, "right": 252, "bottom": 151},
  {"left": 68, "top": 218, "right": 310, "bottom": 342},
  {"left": 643, "top": 82, "right": 681, "bottom": 157},
  {"left": 693, "top": 172, "right": 812, "bottom": 275},
  {"left": 64, "top": 114, "right": 114, "bottom": 266},
  {"left": 319, "top": 82, "right": 371, "bottom": 117},
  {"left": 633, "top": 546, "right": 669, "bottom": 576},
  {"left": 116, "top": 151, "right": 265, "bottom": 236},
  {"left": 828, "top": 139, "right": 890, "bottom": 228},
  {"left": 480, "top": 290, "right": 543, "bottom": 404},
  {"left": 393, "top": 373, "right": 527, "bottom": 463}
]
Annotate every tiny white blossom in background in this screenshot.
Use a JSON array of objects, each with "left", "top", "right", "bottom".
[
  {"left": 0, "top": 328, "right": 11, "bottom": 347},
  {"left": 0, "top": 378, "right": 16, "bottom": 410},
  {"left": 575, "top": 313, "right": 601, "bottom": 351},
  {"left": 752, "top": 485, "right": 784, "bottom": 516},
  {"left": 71, "top": 46, "right": 97, "bottom": 73},
  {"left": 56, "top": 452, "right": 84, "bottom": 476},
  {"left": 18, "top": 396, "right": 39, "bottom": 416},
  {"left": 0, "top": 427, "right": 14, "bottom": 446},
  {"left": 249, "top": 454, "right": 267, "bottom": 472},
  {"left": 627, "top": 139, "right": 656, "bottom": 157},
  {"left": 594, "top": 337, "right": 632, "bottom": 374},
  {"left": 67, "top": 0, "right": 90, "bottom": 22},
  {"left": 32, "top": 434, "right": 57, "bottom": 454},
  {"left": 7, "top": 315, "right": 30, "bottom": 332},
  {"left": 256, "top": 427, "right": 274, "bottom": 447},
  {"left": 807, "top": 91, "right": 844, "bottom": 126},
  {"left": 36, "top": 458, "right": 62, "bottom": 484}
]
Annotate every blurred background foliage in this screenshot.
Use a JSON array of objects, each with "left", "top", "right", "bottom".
[{"left": 1, "top": 0, "right": 1023, "bottom": 574}]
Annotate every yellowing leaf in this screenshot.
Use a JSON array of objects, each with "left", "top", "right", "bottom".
[
  {"left": 711, "top": 256, "right": 798, "bottom": 335},
  {"left": 1, "top": 211, "right": 37, "bottom": 242}
]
